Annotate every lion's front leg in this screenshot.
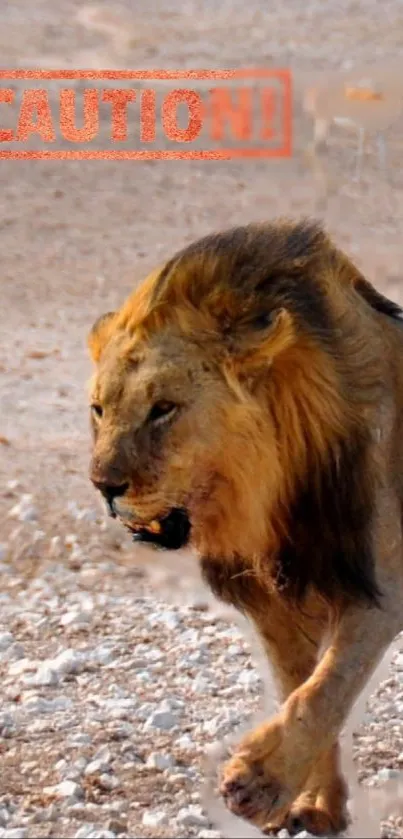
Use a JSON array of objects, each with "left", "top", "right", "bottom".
[
  {"left": 220, "top": 595, "right": 347, "bottom": 834},
  {"left": 221, "top": 599, "right": 399, "bottom": 833},
  {"left": 282, "top": 744, "right": 349, "bottom": 835}
]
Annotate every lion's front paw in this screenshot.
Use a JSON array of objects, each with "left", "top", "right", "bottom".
[
  {"left": 219, "top": 724, "right": 295, "bottom": 827},
  {"left": 220, "top": 756, "right": 289, "bottom": 825},
  {"left": 219, "top": 718, "right": 314, "bottom": 828}
]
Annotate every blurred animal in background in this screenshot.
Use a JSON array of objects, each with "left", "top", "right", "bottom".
[{"left": 303, "top": 67, "right": 403, "bottom": 181}]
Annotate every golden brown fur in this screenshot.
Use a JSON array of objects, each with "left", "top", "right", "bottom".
[{"left": 87, "top": 219, "right": 403, "bottom": 835}]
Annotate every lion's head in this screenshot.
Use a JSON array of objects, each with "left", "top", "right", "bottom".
[{"left": 87, "top": 219, "right": 381, "bottom": 589}]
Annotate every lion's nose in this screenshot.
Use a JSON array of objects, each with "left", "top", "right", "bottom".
[{"left": 92, "top": 479, "right": 129, "bottom": 507}]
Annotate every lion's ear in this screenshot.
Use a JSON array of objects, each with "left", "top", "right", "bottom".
[
  {"left": 87, "top": 311, "right": 116, "bottom": 363},
  {"left": 230, "top": 308, "right": 295, "bottom": 375}
]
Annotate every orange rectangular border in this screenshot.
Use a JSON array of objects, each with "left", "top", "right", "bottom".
[{"left": 0, "top": 69, "right": 292, "bottom": 160}]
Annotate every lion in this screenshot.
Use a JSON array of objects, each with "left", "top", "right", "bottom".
[{"left": 87, "top": 219, "right": 403, "bottom": 836}]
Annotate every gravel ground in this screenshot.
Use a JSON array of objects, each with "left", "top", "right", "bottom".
[
  {"left": 2, "top": 1, "right": 403, "bottom": 837},
  {"left": 1, "top": 498, "right": 403, "bottom": 839}
]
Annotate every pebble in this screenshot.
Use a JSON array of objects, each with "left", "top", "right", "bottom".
[
  {"left": 31, "top": 804, "right": 58, "bottom": 823},
  {"left": 176, "top": 805, "right": 209, "bottom": 827},
  {"left": 25, "top": 665, "right": 59, "bottom": 687},
  {"left": 4, "top": 643, "right": 25, "bottom": 661},
  {"left": 85, "top": 758, "right": 111, "bottom": 776},
  {"left": 60, "top": 610, "right": 92, "bottom": 628},
  {"left": 91, "top": 645, "right": 117, "bottom": 666},
  {"left": 98, "top": 774, "right": 119, "bottom": 791},
  {"left": 394, "top": 653, "right": 403, "bottom": 670},
  {"left": 376, "top": 767, "right": 401, "bottom": 781},
  {"left": 8, "top": 494, "right": 38, "bottom": 522},
  {"left": 192, "top": 673, "right": 210, "bottom": 693},
  {"left": 0, "top": 711, "right": 16, "bottom": 731},
  {"left": 44, "top": 780, "right": 83, "bottom": 800},
  {"left": 49, "top": 648, "right": 87, "bottom": 675},
  {"left": 176, "top": 734, "right": 194, "bottom": 749},
  {"left": 0, "top": 632, "right": 13, "bottom": 652},
  {"left": 144, "top": 709, "right": 178, "bottom": 730},
  {"left": 9, "top": 658, "right": 37, "bottom": 676},
  {"left": 68, "top": 732, "right": 92, "bottom": 747},
  {"left": 238, "top": 668, "right": 261, "bottom": 687},
  {"left": 22, "top": 695, "right": 72, "bottom": 713},
  {"left": 146, "top": 752, "right": 175, "bottom": 770},
  {"left": 142, "top": 809, "right": 168, "bottom": 827},
  {"left": 107, "top": 722, "right": 132, "bottom": 740}
]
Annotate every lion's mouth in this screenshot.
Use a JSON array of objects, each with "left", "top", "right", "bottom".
[{"left": 124, "top": 507, "right": 191, "bottom": 551}]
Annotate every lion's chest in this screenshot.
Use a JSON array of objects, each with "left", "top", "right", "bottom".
[{"left": 199, "top": 555, "right": 271, "bottom": 612}]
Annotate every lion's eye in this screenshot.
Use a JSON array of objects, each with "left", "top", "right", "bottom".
[
  {"left": 147, "top": 400, "right": 178, "bottom": 426},
  {"left": 91, "top": 403, "right": 103, "bottom": 419}
]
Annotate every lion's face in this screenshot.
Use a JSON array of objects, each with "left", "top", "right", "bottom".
[
  {"left": 88, "top": 220, "right": 356, "bottom": 562},
  {"left": 88, "top": 322, "right": 265, "bottom": 555}
]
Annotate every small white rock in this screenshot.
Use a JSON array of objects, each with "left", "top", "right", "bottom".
[
  {"left": 23, "top": 695, "right": 72, "bottom": 713},
  {"left": 176, "top": 734, "right": 194, "bottom": 750},
  {"left": 98, "top": 773, "right": 119, "bottom": 791},
  {"left": 85, "top": 758, "right": 111, "bottom": 776},
  {"left": 142, "top": 809, "right": 168, "bottom": 827},
  {"left": 44, "top": 780, "right": 83, "bottom": 800},
  {"left": 0, "top": 711, "right": 15, "bottom": 731},
  {"left": 4, "top": 643, "right": 25, "bottom": 661},
  {"left": 192, "top": 673, "right": 209, "bottom": 693},
  {"left": 91, "top": 645, "right": 117, "bottom": 666},
  {"left": 238, "top": 668, "right": 260, "bottom": 687},
  {"left": 144, "top": 710, "right": 178, "bottom": 730},
  {"left": 177, "top": 805, "right": 209, "bottom": 827},
  {"left": 154, "top": 610, "right": 180, "bottom": 629},
  {"left": 60, "top": 610, "right": 91, "bottom": 627},
  {"left": 9, "top": 658, "right": 37, "bottom": 676},
  {"left": 0, "top": 632, "right": 13, "bottom": 652},
  {"left": 8, "top": 494, "right": 38, "bottom": 522},
  {"left": 74, "top": 829, "right": 94, "bottom": 839},
  {"left": 68, "top": 733, "right": 92, "bottom": 747},
  {"left": 28, "top": 665, "right": 59, "bottom": 687},
  {"left": 146, "top": 752, "right": 175, "bottom": 770},
  {"left": 50, "top": 648, "right": 87, "bottom": 675},
  {"left": 395, "top": 653, "right": 403, "bottom": 669},
  {"left": 377, "top": 767, "right": 400, "bottom": 781}
]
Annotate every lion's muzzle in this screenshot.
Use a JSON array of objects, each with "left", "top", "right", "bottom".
[{"left": 91, "top": 477, "right": 129, "bottom": 518}]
